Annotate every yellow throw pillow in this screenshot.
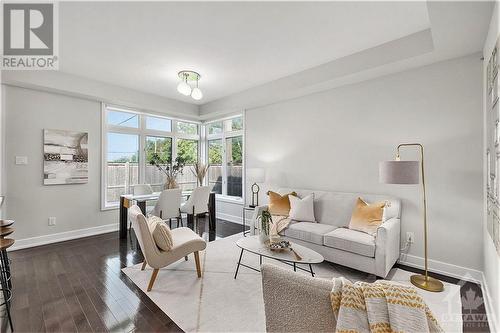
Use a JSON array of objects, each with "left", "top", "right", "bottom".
[
  {"left": 148, "top": 216, "right": 174, "bottom": 251},
  {"left": 348, "top": 197, "right": 386, "bottom": 235},
  {"left": 267, "top": 191, "right": 297, "bottom": 216}
]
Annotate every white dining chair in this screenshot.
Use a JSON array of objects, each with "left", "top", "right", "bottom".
[
  {"left": 152, "top": 188, "right": 182, "bottom": 228},
  {"left": 129, "top": 184, "right": 155, "bottom": 230},
  {"left": 128, "top": 205, "right": 207, "bottom": 291},
  {"left": 180, "top": 186, "right": 211, "bottom": 230}
]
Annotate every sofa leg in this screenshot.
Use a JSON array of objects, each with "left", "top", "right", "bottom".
[
  {"left": 147, "top": 269, "right": 159, "bottom": 291},
  {"left": 194, "top": 251, "right": 202, "bottom": 278},
  {"left": 141, "top": 261, "right": 147, "bottom": 271},
  {"left": 185, "top": 256, "right": 188, "bottom": 261}
]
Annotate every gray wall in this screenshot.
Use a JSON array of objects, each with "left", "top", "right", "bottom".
[
  {"left": 4, "top": 86, "right": 118, "bottom": 242},
  {"left": 245, "top": 54, "right": 483, "bottom": 273}
]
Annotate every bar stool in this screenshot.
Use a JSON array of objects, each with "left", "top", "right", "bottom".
[
  {"left": 0, "top": 238, "right": 14, "bottom": 332},
  {"left": 0, "top": 227, "right": 14, "bottom": 290}
]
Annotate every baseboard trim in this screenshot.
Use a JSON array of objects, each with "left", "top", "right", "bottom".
[
  {"left": 10, "top": 223, "right": 119, "bottom": 251},
  {"left": 481, "top": 272, "right": 499, "bottom": 333},
  {"left": 398, "top": 253, "right": 483, "bottom": 283},
  {"left": 216, "top": 212, "right": 252, "bottom": 225}
]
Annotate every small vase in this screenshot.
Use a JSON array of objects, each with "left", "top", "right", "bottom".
[
  {"left": 259, "top": 232, "right": 269, "bottom": 244},
  {"left": 164, "top": 178, "right": 178, "bottom": 189}
]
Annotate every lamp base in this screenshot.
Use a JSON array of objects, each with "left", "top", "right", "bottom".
[{"left": 410, "top": 274, "right": 444, "bottom": 292}]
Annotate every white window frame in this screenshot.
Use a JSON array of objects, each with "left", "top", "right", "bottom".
[
  {"left": 101, "top": 104, "right": 200, "bottom": 209},
  {"left": 204, "top": 114, "right": 244, "bottom": 203}
]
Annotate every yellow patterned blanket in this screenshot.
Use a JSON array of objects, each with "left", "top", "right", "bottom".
[{"left": 330, "top": 278, "right": 443, "bottom": 333}]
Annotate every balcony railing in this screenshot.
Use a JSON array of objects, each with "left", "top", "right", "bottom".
[{"left": 106, "top": 163, "right": 242, "bottom": 203}]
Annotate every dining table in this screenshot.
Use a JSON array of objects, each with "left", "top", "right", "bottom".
[{"left": 119, "top": 191, "right": 216, "bottom": 239}]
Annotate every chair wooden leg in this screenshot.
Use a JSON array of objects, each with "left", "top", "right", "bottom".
[
  {"left": 141, "top": 261, "right": 147, "bottom": 270},
  {"left": 194, "top": 251, "right": 202, "bottom": 278},
  {"left": 147, "top": 269, "right": 159, "bottom": 292}
]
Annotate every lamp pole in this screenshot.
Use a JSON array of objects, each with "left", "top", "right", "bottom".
[{"left": 396, "top": 143, "right": 442, "bottom": 292}]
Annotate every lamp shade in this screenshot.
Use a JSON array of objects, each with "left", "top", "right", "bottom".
[
  {"left": 379, "top": 160, "right": 420, "bottom": 184},
  {"left": 247, "top": 168, "right": 265, "bottom": 183}
]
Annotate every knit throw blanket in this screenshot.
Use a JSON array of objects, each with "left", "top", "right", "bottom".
[
  {"left": 330, "top": 278, "right": 443, "bottom": 333},
  {"left": 269, "top": 215, "right": 291, "bottom": 236}
]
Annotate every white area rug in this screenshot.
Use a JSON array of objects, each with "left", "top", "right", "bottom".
[{"left": 122, "top": 234, "right": 462, "bottom": 332}]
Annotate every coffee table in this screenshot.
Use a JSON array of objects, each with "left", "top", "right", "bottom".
[{"left": 234, "top": 235, "right": 324, "bottom": 278}]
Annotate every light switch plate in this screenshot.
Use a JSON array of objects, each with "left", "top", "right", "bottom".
[{"left": 15, "top": 156, "right": 28, "bottom": 165}]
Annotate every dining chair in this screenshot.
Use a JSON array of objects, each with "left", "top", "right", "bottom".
[
  {"left": 152, "top": 188, "right": 182, "bottom": 228},
  {"left": 180, "top": 186, "right": 211, "bottom": 230},
  {"left": 129, "top": 184, "right": 155, "bottom": 230},
  {"left": 128, "top": 205, "right": 206, "bottom": 291}
]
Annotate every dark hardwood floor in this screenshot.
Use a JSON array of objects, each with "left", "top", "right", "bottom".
[
  {"left": 4, "top": 217, "right": 490, "bottom": 333},
  {"left": 6, "top": 217, "right": 246, "bottom": 333}
]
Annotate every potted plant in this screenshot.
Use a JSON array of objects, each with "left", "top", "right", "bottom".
[
  {"left": 191, "top": 161, "right": 209, "bottom": 187},
  {"left": 258, "top": 210, "right": 273, "bottom": 243},
  {"left": 149, "top": 153, "right": 185, "bottom": 189}
]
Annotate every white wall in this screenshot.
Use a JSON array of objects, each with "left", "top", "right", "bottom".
[
  {"left": 245, "top": 54, "right": 484, "bottom": 278},
  {"left": 483, "top": 2, "right": 500, "bottom": 331},
  {"left": 3, "top": 86, "right": 119, "bottom": 247}
]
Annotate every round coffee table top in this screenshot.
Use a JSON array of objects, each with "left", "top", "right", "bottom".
[{"left": 236, "top": 235, "right": 324, "bottom": 264}]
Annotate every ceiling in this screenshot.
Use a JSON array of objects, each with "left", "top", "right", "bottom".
[{"left": 59, "top": 1, "right": 435, "bottom": 105}]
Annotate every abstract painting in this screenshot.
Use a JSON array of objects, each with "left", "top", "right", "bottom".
[{"left": 43, "top": 129, "right": 88, "bottom": 185}]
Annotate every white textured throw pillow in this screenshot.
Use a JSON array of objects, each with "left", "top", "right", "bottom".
[
  {"left": 148, "top": 216, "right": 174, "bottom": 251},
  {"left": 289, "top": 194, "right": 316, "bottom": 222}
]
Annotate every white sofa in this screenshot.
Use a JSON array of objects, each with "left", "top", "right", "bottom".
[{"left": 251, "top": 188, "right": 401, "bottom": 277}]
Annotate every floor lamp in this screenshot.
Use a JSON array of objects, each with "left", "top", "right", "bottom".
[{"left": 379, "top": 143, "right": 444, "bottom": 292}]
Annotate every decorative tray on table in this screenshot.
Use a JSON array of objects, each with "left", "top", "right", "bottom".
[{"left": 268, "top": 240, "right": 291, "bottom": 252}]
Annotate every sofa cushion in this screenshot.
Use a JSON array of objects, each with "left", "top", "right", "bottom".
[
  {"left": 277, "top": 188, "right": 401, "bottom": 227},
  {"left": 323, "top": 228, "right": 376, "bottom": 257},
  {"left": 283, "top": 222, "right": 337, "bottom": 245}
]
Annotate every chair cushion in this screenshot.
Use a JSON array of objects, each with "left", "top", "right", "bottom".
[
  {"left": 169, "top": 227, "right": 207, "bottom": 254},
  {"left": 149, "top": 216, "right": 174, "bottom": 251},
  {"left": 283, "top": 222, "right": 337, "bottom": 245},
  {"left": 323, "top": 228, "right": 376, "bottom": 257}
]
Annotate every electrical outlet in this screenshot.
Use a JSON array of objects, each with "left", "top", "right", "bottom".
[
  {"left": 406, "top": 232, "right": 414, "bottom": 243},
  {"left": 48, "top": 217, "right": 56, "bottom": 226}
]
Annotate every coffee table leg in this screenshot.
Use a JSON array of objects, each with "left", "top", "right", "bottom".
[
  {"left": 234, "top": 248, "right": 244, "bottom": 279},
  {"left": 309, "top": 264, "right": 314, "bottom": 277},
  {"left": 293, "top": 262, "right": 296, "bottom": 272}
]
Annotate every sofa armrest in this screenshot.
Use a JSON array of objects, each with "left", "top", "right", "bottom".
[
  {"left": 250, "top": 205, "right": 268, "bottom": 235},
  {"left": 375, "top": 217, "right": 401, "bottom": 277},
  {"left": 261, "top": 263, "right": 336, "bottom": 332}
]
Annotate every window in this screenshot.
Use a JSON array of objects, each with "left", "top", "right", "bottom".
[
  {"left": 102, "top": 105, "right": 200, "bottom": 208},
  {"left": 208, "top": 139, "right": 223, "bottom": 194},
  {"left": 146, "top": 116, "right": 172, "bottom": 132},
  {"left": 226, "top": 136, "right": 243, "bottom": 197},
  {"left": 207, "top": 122, "right": 223, "bottom": 135},
  {"left": 176, "top": 139, "right": 198, "bottom": 191},
  {"left": 205, "top": 115, "right": 244, "bottom": 199},
  {"left": 145, "top": 136, "right": 172, "bottom": 192},
  {"left": 107, "top": 110, "right": 139, "bottom": 128},
  {"left": 106, "top": 133, "right": 139, "bottom": 203},
  {"left": 177, "top": 121, "right": 198, "bottom": 135}
]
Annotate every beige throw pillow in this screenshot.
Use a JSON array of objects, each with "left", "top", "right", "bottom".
[
  {"left": 348, "top": 197, "right": 386, "bottom": 235},
  {"left": 148, "top": 216, "right": 174, "bottom": 251}
]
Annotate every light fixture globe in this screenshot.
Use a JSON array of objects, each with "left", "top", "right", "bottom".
[
  {"left": 191, "top": 87, "right": 203, "bottom": 100},
  {"left": 177, "top": 70, "right": 202, "bottom": 99},
  {"left": 177, "top": 81, "right": 192, "bottom": 96}
]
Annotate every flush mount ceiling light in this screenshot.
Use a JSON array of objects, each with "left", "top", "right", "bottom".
[{"left": 177, "top": 70, "right": 203, "bottom": 100}]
